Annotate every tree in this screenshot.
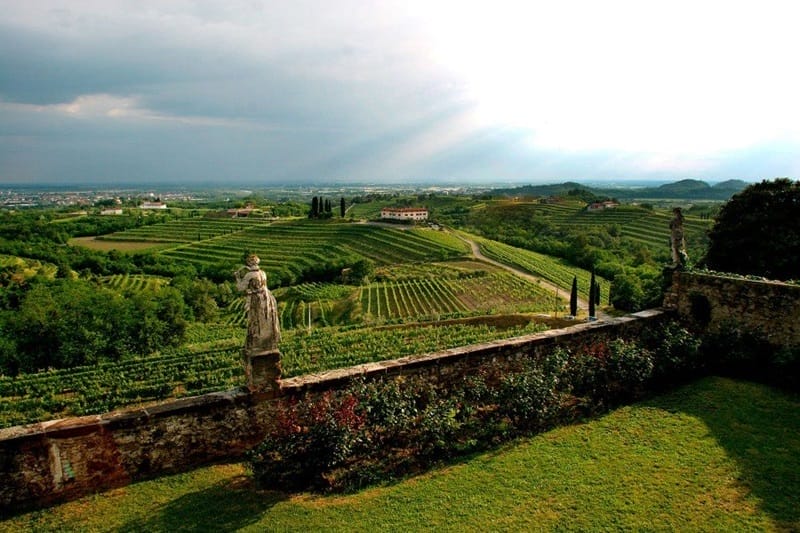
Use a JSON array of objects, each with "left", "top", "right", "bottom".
[
  {"left": 588, "top": 270, "right": 596, "bottom": 318},
  {"left": 310, "top": 197, "right": 319, "bottom": 219},
  {"left": 610, "top": 272, "right": 645, "bottom": 312},
  {"left": 704, "top": 178, "right": 800, "bottom": 279},
  {"left": 324, "top": 199, "right": 332, "bottom": 214},
  {"left": 349, "top": 258, "right": 374, "bottom": 284},
  {"left": 569, "top": 276, "right": 578, "bottom": 317},
  {"left": 340, "top": 197, "right": 346, "bottom": 218}
]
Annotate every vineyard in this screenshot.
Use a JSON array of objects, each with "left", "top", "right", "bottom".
[
  {"left": 0, "top": 211, "right": 634, "bottom": 429},
  {"left": 100, "top": 273, "right": 170, "bottom": 292},
  {"left": 466, "top": 233, "right": 610, "bottom": 302},
  {"left": 0, "top": 254, "right": 56, "bottom": 279},
  {"left": 358, "top": 272, "right": 556, "bottom": 321},
  {"left": 155, "top": 222, "right": 469, "bottom": 284},
  {"left": 0, "top": 318, "right": 549, "bottom": 428},
  {"left": 473, "top": 201, "right": 710, "bottom": 255},
  {"left": 98, "top": 216, "right": 265, "bottom": 243},
  {"left": 0, "top": 348, "right": 243, "bottom": 428}
]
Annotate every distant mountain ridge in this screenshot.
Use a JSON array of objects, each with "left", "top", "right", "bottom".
[{"left": 492, "top": 179, "right": 749, "bottom": 201}]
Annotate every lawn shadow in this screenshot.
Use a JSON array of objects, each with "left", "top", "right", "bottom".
[
  {"left": 118, "top": 474, "right": 285, "bottom": 532},
  {"left": 655, "top": 377, "right": 800, "bottom": 529}
]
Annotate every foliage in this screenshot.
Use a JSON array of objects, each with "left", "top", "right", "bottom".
[
  {"left": 0, "top": 278, "right": 187, "bottom": 376},
  {"left": 704, "top": 178, "right": 800, "bottom": 280},
  {"left": 569, "top": 276, "right": 578, "bottom": 316},
  {"left": 609, "top": 267, "right": 663, "bottom": 312},
  {"left": 249, "top": 332, "right": 660, "bottom": 492}
]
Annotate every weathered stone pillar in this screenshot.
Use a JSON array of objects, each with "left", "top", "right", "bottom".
[{"left": 244, "top": 350, "right": 282, "bottom": 394}]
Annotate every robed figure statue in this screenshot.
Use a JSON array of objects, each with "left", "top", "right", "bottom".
[{"left": 235, "top": 254, "right": 281, "bottom": 354}]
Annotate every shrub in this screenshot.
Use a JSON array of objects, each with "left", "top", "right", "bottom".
[
  {"left": 248, "top": 391, "right": 366, "bottom": 491},
  {"left": 249, "top": 330, "right": 677, "bottom": 493},
  {"left": 497, "top": 362, "right": 560, "bottom": 430}
]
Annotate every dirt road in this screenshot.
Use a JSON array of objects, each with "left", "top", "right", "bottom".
[{"left": 451, "top": 230, "right": 606, "bottom": 320}]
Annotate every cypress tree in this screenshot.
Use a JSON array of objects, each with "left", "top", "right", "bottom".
[
  {"left": 325, "top": 198, "right": 332, "bottom": 213},
  {"left": 340, "top": 197, "right": 346, "bottom": 217},
  {"left": 310, "top": 196, "right": 318, "bottom": 218},
  {"left": 595, "top": 281, "right": 601, "bottom": 305},
  {"left": 569, "top": 276, "right": 578, "bottom": 317},
  {"left": 589, "top": 270, "right": 596, "bottom": 318}
]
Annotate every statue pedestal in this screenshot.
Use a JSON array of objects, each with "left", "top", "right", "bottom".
[{"left": 244, "top": 350, "right": 282, "bottom": 394}]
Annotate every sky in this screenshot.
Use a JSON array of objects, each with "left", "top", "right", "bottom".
[{"left": 1, "top": 1, "right": 799, "bottom": 186}]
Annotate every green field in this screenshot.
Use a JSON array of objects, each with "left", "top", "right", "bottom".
[{"left": 5, "top": 378, "right": 796, "bottom": 531}]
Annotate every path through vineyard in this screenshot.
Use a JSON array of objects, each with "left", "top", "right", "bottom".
[{"left": 451, "top": 231, "right": 608, "bottom": 320}]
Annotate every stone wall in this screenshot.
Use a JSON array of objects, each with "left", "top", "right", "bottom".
[
  {"left": 666, "top": 271, "right": 800, "bottom": 346},
  {"left": 0, "top": 311, "right": 666, "bottom": 514}
]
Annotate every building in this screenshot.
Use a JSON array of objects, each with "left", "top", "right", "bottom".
[
  {"left": 380, "top": 207, "right": 428, "bottom": 221},
  {"left": 586, "top": 201, "right": 619, "bottom": 211},
  {"left": 100, "top": 209, "right": 124, "bottom": 216},
  {"left": 139, "top": 201, "right": 167, "bottom": 209}
]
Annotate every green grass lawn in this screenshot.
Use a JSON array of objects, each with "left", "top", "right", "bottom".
[{"left": 3, "top": 377, "right": 798, "bottom": 531}]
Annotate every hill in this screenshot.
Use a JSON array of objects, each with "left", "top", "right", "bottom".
[{"left": 493, "top": 179, "right": 749, "bottom": 201}]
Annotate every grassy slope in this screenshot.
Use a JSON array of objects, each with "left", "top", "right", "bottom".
[{"left": 4, "top": 377, "right": 798, "bottom": 531}]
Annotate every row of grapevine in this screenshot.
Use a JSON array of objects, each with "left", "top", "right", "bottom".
[
  {"left": 1, "top": 318, "right": 551, "bottom": 428},
  {"left": 100, "top": 273, "right": 170, "bottom": 292},
  {"left": 155, "top": 221, "right": 469, "bottom": 282},
  {"left": 0, "top": 349, "right": 242, "bottom": 428},
  {"left": 470, "top": 234, "right": 609, "bottom": 302},
  {"left": 358, "top": 273, "right": 557, "bottom": 321},
  {"left": 99, "top": 217, "right": 266, "bottom": 243}
]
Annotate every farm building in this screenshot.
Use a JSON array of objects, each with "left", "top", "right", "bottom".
[
  {"left": 100, "top": 209, "right": 124, "bottom": 215},
  {"left": 380, "top": 207, "right": 428, "bottom": 221},
  {"left": 586, "top": 201, "right": 619, "bottom": 211},
  {"left": 139, "top": 201, "right": 167, "bottom": 209}
]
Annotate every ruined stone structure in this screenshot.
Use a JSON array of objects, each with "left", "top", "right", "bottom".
[
  {"left": 665, "top": 270, "right": 800, "bottom": 346},
  {"left": 669, "top": 207, "right": 688, "bottom": 268}
]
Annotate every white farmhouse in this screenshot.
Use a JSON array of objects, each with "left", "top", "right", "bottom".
[{"left": 380, "top": 207, "right": 428, "bottom": 221}]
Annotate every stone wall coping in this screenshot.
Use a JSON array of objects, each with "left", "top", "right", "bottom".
[
  {"left": 279, "top": 312, "right": 665, "bottom": 391},
  {"left": 679, "top": 271, "right": 800, "bottom": 288},
  {"left": 0, "top": 389, "right": 249, "bottom": 443}
]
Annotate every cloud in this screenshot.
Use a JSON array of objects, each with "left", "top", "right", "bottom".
[{"left": 0, "top": 1, "right": 798, "bottom": 184}]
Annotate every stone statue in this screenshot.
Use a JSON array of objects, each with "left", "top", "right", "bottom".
[
  {"left": 669, "top": 207, "right": 688, "bottom": 268},
  {"left": 235, "top": 254, "right": 281, "bottom": 354}
]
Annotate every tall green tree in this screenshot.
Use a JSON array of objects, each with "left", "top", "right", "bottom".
[
  {"left": 588, "top": 270, "right": 596, "bottom": 318},
  {"left": 704, "top": 178, "right": 800, "bottom": 279},
  {"left": 569, "top": 276, "right": 578, "bottom": 317},
  {"left": 310, "top": 197, "right": 319, "bottom": 219},
  {"left": 340, "top": 197, "right": 346, "bottom": 218}
]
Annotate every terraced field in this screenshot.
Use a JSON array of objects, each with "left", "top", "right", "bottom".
[
  {"left": 223, "top": 266, "right": 562, "bottom": 330},
  {"left": 156, "top": 222, "right": 469, "bottom": 284},
  {"left": 98, "top": 216, "right": 266, "bottom": 243},
  {"left": 100, "top": 273, "right": 170, "bottom": 292},
  {"left": 496, "top": 202, "right": 710, "bottom": 253},
  {"left": 359, "top": 272, "right": 557, "bottom": 321},
  {"left": 468, "top": 234, "right": 610, "bottom": 302}
]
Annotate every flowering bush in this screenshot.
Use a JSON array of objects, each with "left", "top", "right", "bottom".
[{"left": 249, "top": 324, "right": 694, "bottom": 493}]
